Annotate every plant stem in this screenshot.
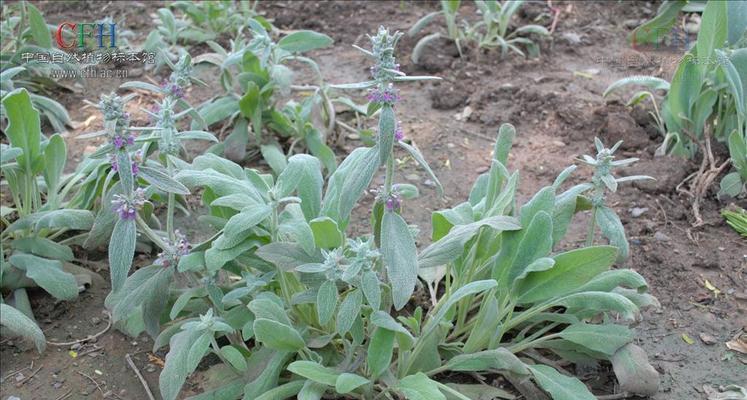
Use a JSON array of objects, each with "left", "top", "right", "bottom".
[
  {"left": 507, "top": 332, "right": 561, "bottom": 354},
  {"left": 384, "top": 155, "right": 394, "bottom": 195},
  {"left": 210, "top": 335, "right": 243, "bottom": 376},
  {"left": 135, "top": 215, "right": 169, "bottom": 250},
  {"left": 166, "top": 160, "right": 175, "bottom": 241},
  {"left": 586, "top": 206, "right": 597, "bottom": 247}
]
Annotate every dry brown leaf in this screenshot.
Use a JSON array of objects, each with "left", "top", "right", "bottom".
[
  {"left": 148, "top": 353, "right": 165, "bottom": 368},
  {"left": 725, "top": 334, "right": 747, "bottom": 355}
]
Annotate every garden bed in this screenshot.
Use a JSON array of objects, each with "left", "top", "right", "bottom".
[{"left": 1, "top": 1, "right": 745, "bottom": 400}]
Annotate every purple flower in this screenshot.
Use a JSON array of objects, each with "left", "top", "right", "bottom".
[
  {"left": 109, "top": 152, "right": 140, "bottom": 176},
  {"left": 395, "top": 123, "right": 404, "bottom": 141},
  {"left": 367, "top": 84, "right": 400, "bottom": 105},
  {"left": 385, "top": 194, "right": 400, "bottom": 212},
  {"left": 161, "top": 81, "right": 185, "bottom": 99},
  {"left": 155, "top": 230, "right": 191, "bottom": 267},
  {"left": 111, "top": 188, "right": 146, "bottom": 220},
  {"left": 112, "top": 195, "right": 137, "bottom": 220},
  {"left": 112, "top": 133, "right": 135, "bottom": 150}
]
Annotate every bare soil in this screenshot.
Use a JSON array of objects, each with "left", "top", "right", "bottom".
[{"left": 1, "top": 1, "right": 745, "bottom": 400}]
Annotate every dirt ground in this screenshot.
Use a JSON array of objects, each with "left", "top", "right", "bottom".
[{"left": 1, "top": 1, "right": 745, "bottom": 399}]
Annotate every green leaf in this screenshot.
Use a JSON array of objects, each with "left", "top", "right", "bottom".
[
  {"left": 398, "top": 373, "right": 446, "bottom": 400},
  {"left": 336, "top": 289, "right": 362, "bottom": 335},
  {"left": 727, "top": 1, "right": 747, "bottom": 45},
  {"left": 26, "top": 3, "right": 52, "bottom": 48},
  {"left": 397, "top": 141, "right": 443, "bottom": 196},
  {"left": 12, "top": 237, "right": 73, "bottom": 261},
  {"left": 221, "top": 346, "right": 248, "bottom": 372},
  {"left": 697, "top": 0, "right": 728, "bottom": 61},
  {"left": 278, "top": 30, "right": 333, "bottom": 53},
  {"left": 253, "top": 318, "right": 305, "bottom": 351},
  {"left": 309, "top": 217, "right": 343, "bottom": 249},
  {"left": 109, "top": 218, "right": 137, "bottom": 291},
  {"left": 287, "top": 361, "right": 339, "bottom": 386},
  {"left": 160, "top": 329, "right": 212, "bottom": 400},
  {"left": 361, "top": 271, "right": 381, "bottom": 310},
  {"left": 316, "top": 280, "right": 338, "bottom": 325},
  {"left": 445, "top": 348, "right": 528, "bottom": 374},
  {"left": 629, "top": 0, "right": 686, "bottom": 46},
  {"left": 408, "top": 11, "right": 442, "bottom": 37},
  {"left": 35, "top": 209, "right": 94, "bottom": 231},
  {"left": 290, "top": 155, "right": 323, "bottom": 220},
  {"left": 528, "top": 364, "right": 595, "bottom": 400},
  {"left": 2, "top": 89, "right": 41, "bottom": 171},
  {"left": 411, "top": 31, "right": 440, "bottom": 65},
  {"left": 719, "top": 172, "right": 743, "bottom": 198},
  {"left": 9, "top": 253, "right": 78, "bottom": 300},
  {"left": 603, "top": 76, "right": 670, "bottom": 97},
  {"left": 111, "top": 265, "right": 173, "bottom": 322},
  {"left": 419, "top": 216, "right": 521, "bottom": 269},
  {"left": 335, "top": 373, "right": 369, "bottom": 394},
  {"left": 559, "top": 323, "right": 634, "bottom": 356},
  {"left": 255, "top": 380, "right": 305, "bottom": 400},
  {"left": 367, "top": 328, "right": 394, "bottom": 379},
  {"left": 248, "top": 298, "right": 293, "bottom": 326},
  {"left": 43, "top": 134, "right": 66, "bottom": 198},
  {"left": 0, "top": 303, "right": 45, "bottom": 353},
  {"left": 220, "top": 205, "right": 272, "bottom": 249},
  {"left": 515, "top": 246, "right": 618, "bottom": 304},
  {"left": 139, "top": 166, "right": 190, "bottom": 195},
  {"left": 382, "top": 212, "right": 418, "bottom": 310},
  {"left": 298, "top": 381, "right": 327, "bottom": 400},
  {"left": 555, "top": 292, "right": 638, "bottom": 320},
  {"left": 239, "top": 82, "right": 260, "bottom": 119},
  {"left": 442, "top": 383, "right": 515, "bottom": 400},
  {"left": 321, "top": 146, "right": 379, "bottom": 224},
  {"left": 256, "top": 242, "right": 321, "bottom": 272},
  {"left": 260, "top": 143, "right": 287, "bottom": 175},
  {"left": 595, "top": 206, "right": 628, "bottom": 262},
  {"left": 176, "top": 130, "right": 218, "bottom": 142},
  {"left": 422, "top": 280, "right": 497, "bottom": 337}
]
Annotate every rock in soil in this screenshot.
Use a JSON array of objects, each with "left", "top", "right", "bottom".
[{"left": 630, "top": 156, "right": 692, "bottom": 193}]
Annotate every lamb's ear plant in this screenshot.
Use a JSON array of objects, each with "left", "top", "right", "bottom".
[
  {"left": 467, "top": 0, "right": 550, "bottom": 58},
  {"left": 1, "top": 89, "right": 95, "bottom": 351},
  {"left": 579, "top": 138, "right": 653, "bottom": 263},
  {"left": 409, "top": 0, "right": 549, "bottom": 63},
  {"left": 111, "top": 26, "right": 660, "bottom": 400},
  {"left": 607, "top": 1, "right": 747, "bottom": 199},
  {"left": 0, "top": 1, "right": 75, "bottom": 132},
  {"left": 194, "top": 18, "right": 338, "bottom": 171},
  {"left": 409, "top": 0, "right": 464, "bottom": 63}
]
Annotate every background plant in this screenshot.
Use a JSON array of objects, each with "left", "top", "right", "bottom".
[
  {"left": 1, "top": 89, "right": 94, "bottom": 352},
  {"left": 0, "top": 0, "right": 75, "bottom": 132},
  {"left": 409, "top": 0, "right": 464, "bottom": 63},
  {"left": 606, "top": 0, "right": 747, "bottom": 219},
  {"left": 194, "top": 18, "right": 338, "bottom": 173},
  {"left": 409, "top": 0, "right": 549, "bottom": 64}
]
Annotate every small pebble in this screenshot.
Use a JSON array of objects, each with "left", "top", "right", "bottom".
[
  {"left": 630, "top": 207, "right": 649, "bottom": 218},
  {"left": 654, "top": 231, "right": 671, "bottom": 242}
]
